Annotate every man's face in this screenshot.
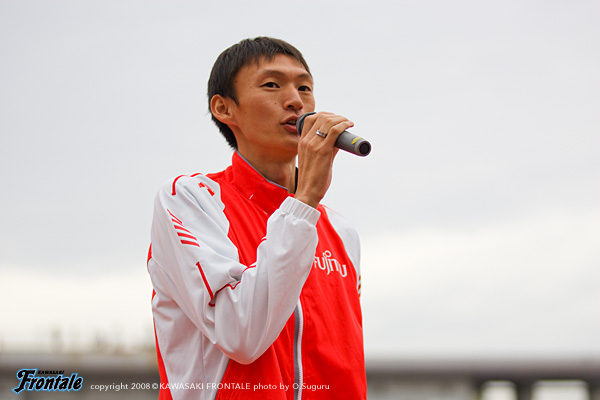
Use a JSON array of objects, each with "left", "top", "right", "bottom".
[{"left": 227, "top": 54, "right": 315, "bottom": 162}]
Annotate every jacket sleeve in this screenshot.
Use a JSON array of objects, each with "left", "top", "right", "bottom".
[{"left": 148, "top": 175, "right": 319, "bottom": 364}]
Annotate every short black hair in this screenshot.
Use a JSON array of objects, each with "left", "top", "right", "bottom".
[{"left": 207, "top": 37, "right": 311, "bottom": 149}]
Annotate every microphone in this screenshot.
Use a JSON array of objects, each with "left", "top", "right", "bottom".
[{"left": 296, "top": 112, "right": 371, "bottom": 157}]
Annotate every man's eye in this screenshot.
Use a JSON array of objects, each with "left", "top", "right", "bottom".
[
  {"left": 263, "top": 82, "right": 279, "bottom": 88},
  {"left": 299, "top": 85, "right": 312, "bottom": 92}
]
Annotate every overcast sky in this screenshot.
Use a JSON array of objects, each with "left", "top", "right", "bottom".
[{"left": 1, "top": 0, "right": 599, "bottom": 360}]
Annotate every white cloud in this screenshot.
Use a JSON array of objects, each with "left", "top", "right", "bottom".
[
  {"left": 0, "top": 266, "right": 155, "bottom": 353},
  {"left": 361, "top": 208, "right": 600, "bottom": 357}
]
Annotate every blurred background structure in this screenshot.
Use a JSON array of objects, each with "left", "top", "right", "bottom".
[{"left": 1, "top": 349, "right": 600, "bottom": 399}]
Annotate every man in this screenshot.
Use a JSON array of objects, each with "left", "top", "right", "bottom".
[{"left": 147, "top": 37, "right": 366, "bottom": 400}]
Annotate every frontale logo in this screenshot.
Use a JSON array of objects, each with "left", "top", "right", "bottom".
[{"left": 12, "top": 369, "right": 83, "bottom": 394}]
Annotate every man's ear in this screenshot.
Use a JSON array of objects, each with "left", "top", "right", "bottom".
[{"left": 210, "top": 95, "right": 236, "bottom": 126}]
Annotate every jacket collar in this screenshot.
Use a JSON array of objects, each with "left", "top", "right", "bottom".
[{"left": 231, "top": 152, "right": 292, "bottom": 215}]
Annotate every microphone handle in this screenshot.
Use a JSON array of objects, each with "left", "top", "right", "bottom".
[
  {"left": 335, "top": 131, "right": 372, "bottom": 157},
  {"left": 296, "top": 112, "right": 371, "bottom": 157}
]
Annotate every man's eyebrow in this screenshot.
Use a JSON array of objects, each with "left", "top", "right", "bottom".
[{"left": 258, "top": 69, "right": 312, "bottom": 80}]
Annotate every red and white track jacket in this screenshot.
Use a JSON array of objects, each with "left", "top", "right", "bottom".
[{"left": 147, "top": 152, "right": 366, "bottom": 400}]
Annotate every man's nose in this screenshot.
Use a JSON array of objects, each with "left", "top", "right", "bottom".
[{"left": 283, "top": 87, "right": 304, "bottom": 110}]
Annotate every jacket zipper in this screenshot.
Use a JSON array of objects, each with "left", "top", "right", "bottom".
[{"left": 293, "top": 301, "right": 304, "bottom": 400}]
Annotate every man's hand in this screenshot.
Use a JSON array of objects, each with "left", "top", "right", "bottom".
[{"left": 294, "top": 112, "right": 354, "bottom": 208}]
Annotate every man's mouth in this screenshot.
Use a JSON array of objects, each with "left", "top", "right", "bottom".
[{"left": 282, "top": 116, "right": 301, "bottom": 134}]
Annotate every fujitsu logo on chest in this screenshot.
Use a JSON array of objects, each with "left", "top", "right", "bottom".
[{"left": 313, "top": 250, "right": 347, "bottom": 277}]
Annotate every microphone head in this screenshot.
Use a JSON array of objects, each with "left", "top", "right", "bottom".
[
  {"left": 357, "top": 141, "right": 371, "bottom": 156},
  {"left": 296, "top": 112, "right": 315, "bottom": 135}
]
